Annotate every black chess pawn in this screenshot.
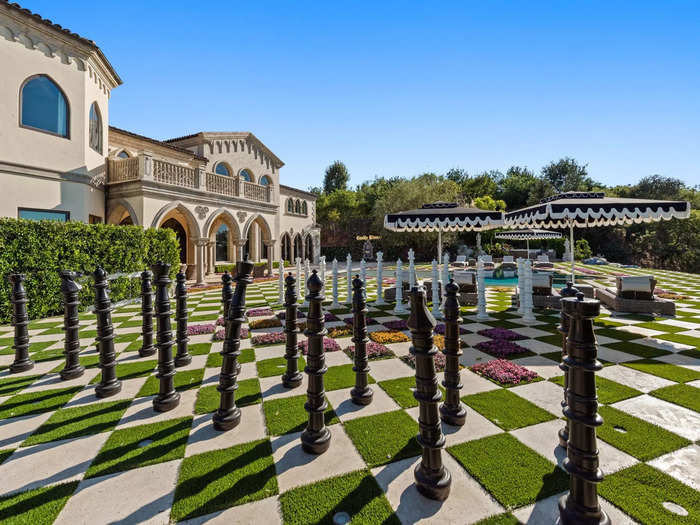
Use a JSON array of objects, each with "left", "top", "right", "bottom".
[
  {"left": 440, "top": 279, "right": 466, "bottom": 426},
  {"left": 151, "top": 262, "right": 179, "bottom": 412},
  {"left": 8, "top": 273, "right": 34, "bottom": 373},
  {"left": 93, "top": 266, "right": 121, "bottom": 398},
  {"left": 174, "top": 268, "right": 192, "bottom": 367},
  {"left": 59, "top": 270, "right": 84, "bottom": 380},
  {"left": 139, "top": 270, "right": 156, "bottom": 357},
  {"left": 282, "top": 273, "right": 303, "bottom": 388},
  {"left": 350, "top": 275, "right": 373, "bottom": 405}
]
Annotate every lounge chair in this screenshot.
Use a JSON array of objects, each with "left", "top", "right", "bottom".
[
  {"left": 594, "top": 275, "right": 675, "bottom": 316},
  {"left": 453, "top": 255, "right": 468, "bottom": 269},
  {"left": 501, "top": 255, "right": 517, "bottom": 276},
  {"left": 453, "top": 270, "right": 477, "bottom": 305},
  {"left": 479, "top": 255, "right": 495, "bottom": 277},
  {"left": 534, "top": 254, "right": 554, "bottom": 270}
]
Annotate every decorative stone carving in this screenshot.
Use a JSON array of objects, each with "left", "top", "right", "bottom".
[
  {"left": 237, "top": 211, "right": 247, "bottom": 223},
  {"left": 195, "top": 206, "right": 209, "bottom": 220}
]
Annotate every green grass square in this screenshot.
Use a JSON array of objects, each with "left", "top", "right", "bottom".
[
  {"left": 0, "top": 374, "right": 43, "bottom": 397},
  {"left": 378, "top": 376, "right": 444, "bottom": 409},
  {"left": 596, "top": 328, "right": 640, "bottom": 341},
  {"left": 113, "top": 333, "right": 140, "bottom": 344},
  {"left": 343, "top": 410, "right": 420, "bottom": 467},
  {"left": 257, "top": 356, "right": 306, "bottom": 378},
  {"left": 656, "top": 333, "right": 700, "bottom": 349},
  {"left": 621, "top": 359, "right": 700, "bottom": 383},
  {"left": 0, "top": 386, "right": 82, "bottom": 419},
  {"left": 90, "top": 360, "right": 157, "bottom": 383},
  {"left": 462, "top": 389, "right": 555, "bottom": 431},
  {"left": 170, "top": 439, "right": 278, "bottom": 522},
  {"left": 597, "top": 405, "right": 690, "bottom": 461},
  {"left": 115, "top": 320, "right": 144, "bottom": 329},
  {"left": 535, "top": 334, "right": 563, "bottom": 347},
  {"left": 324, "top": 363, "right": 376, "bottom": 391},
  {"left": 206, "top": 348, "right": 255, "bottom": 369},
  {"left": 50, "top": 355, "right": 101, "bottom": 374},
  {"left": 136, "top": 368, "right": 204, "bottom": 397},
  {"left": 0, "top": 481, "right": 78, "bottom": 525},
  {"left": 549, "top": 375, "right": 641, "bottom": 404},
  {"left": 448, "top": 433, "right": 568, "bottom": 509},
  {"left": 540, "top": 351, "right": 564, "bottom": 363},
  {"left": 605, "top": 341, "right": 671, "bottom": 359},
  {"left": 0, "top": 449, "right": 13, "bottom": 466},
  {"left": 86, "top": 417, "right": 192, "bottom": 479},
  {"left": 189, "top": 343, "right": 212, "bottom": 356},
  {"left": 280, "top": 470, "right": 399, "bottom": 525},
  {"left": 649, "top": 384, "right": 700, "bottom": 413},
  {"left": 194, "top": 379, "right": 262, "bottom": 414},
  {"left": 473, "top": 513, "right": 520, "bottom": 525},
  {"left": 29, "top": 347, "right": 65, "bottom": 363},
  {"left": 679, "top": 348, "right": 700, "bottom": 359},
  {"left": 634, "top": 321, "right": 687, "bottom": 333},
  {"left": 599, "top": 464, "right": 699, "bottom": 525},
  {"left": 262, "top": 394, "right": 338, "bottom": 436},
  {"left": 22, "top": 399, "right": 131, "bottom": 446}
]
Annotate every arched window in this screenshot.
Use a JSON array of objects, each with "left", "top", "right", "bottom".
[
  {"left": 287, "top": 198, "right": 293, "bottom": 212},
  {"left": 295, "top": 199, "right": 301, "bottom": 213},
  {"left": 20, "top": 75, "right": 69, "bottom": 137},
  {"left": 215, "top": 163, "right": 231, "bottom": 176},
  {"left": 117, "top": 150, "right": 130, "bottom": 159},
  {"left": 239, "top": 169, "right": 252, "bottom": 182},
  {"left": 216, "top": 224, "right": 229, "bottom": 261},
  {"left": 259, "top": 175, "right": 271, "bottom": 186},
  {"left": 301, "top": 201, "right": 308, "bottom": 215},
  {"left": 89, "top": 102, "right": 102, "bottom": 153}
]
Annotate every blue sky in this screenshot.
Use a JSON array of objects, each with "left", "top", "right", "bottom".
[{"left": 24, "top": 1, "right": 700, "bottom": 188}]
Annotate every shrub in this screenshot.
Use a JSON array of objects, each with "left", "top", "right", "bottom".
[
  {"left": 471, "top": 359, "right": 538, "bottom": 386},
  {"left": 369, "top": 331, "right": 410, "bottom": 344},
  {"left": 574, "top": 239, "right": 592, "bottom": 260},
  {"left": 249, "top": 318, "right": 282, "bottom": 329},
  {"left": 0, "top": 219, "right": 179, "bottom": 323}
]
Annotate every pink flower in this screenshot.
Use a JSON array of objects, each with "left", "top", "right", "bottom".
[
  {"left": 434, "top": 323, "right": 468, "bottom": 335},
  {"left": 251, "top": 332, "right": 286, "bottom": 346},
  {"left": 475, "top": 339, "right": 530, "bottom": 358},
  {"left": 401, "top": 351, "right": 447, "bottom": 372},
  {"left": 345, "top": 341, "right": 394, "bottom": 359},
  {"left": 213, "top": 326, "right": 249, "bottom": 341},
  {"left": 299, "top": 338, "right": 341, "bottom": 355},
  {"left": 247, "top": 307, "right": 274, "bottom": 317},
  {"left": 471, "top": 359, "right": 538, "bottom": 385},
  {"left": 187, "top": 323, "right": 216, "bottom": 335}
]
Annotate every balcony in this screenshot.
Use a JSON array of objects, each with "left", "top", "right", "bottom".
[{"left": 106, "top": 155, "right": 272, "bottom": 203}]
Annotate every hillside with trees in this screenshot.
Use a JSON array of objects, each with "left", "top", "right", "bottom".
[{"left": 312, "top": 159, "right": 700, "bottom": 273}]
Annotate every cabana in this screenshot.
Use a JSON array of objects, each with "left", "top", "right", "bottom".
[{"left": 495, "top": 229, "right": 562, "bottom": 260}]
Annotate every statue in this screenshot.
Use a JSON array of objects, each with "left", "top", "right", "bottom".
[
  {"left": 362, "top": 239, "right": 374, "bottom": 261},
  {"left": 564, "top": 238, "right": 571, "bottom": 260}
]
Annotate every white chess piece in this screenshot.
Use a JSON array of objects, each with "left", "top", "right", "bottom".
[
  {"left": 408, "top": 248, "right": 415, "bottom": 290},
  {"left": 330, "top": 258, "right": 340, "bottom": 308},
  {"left": 431, "top": 259, "right": 442, "bottom": 319},
  {"left": 393, "top": 258, "right": 407, "bottom": 314},
  {"left": 374, "top": 251, "right": 385, "bottom": 305},
  {"left": 278, "top": 258, "right": 284, "bottom": 304},
  {"left": 295, "top": 257, "right": 302, "bottom": 300},
  {"left": 345, "top": 253, "right": 352, "bottom": 304},
  {"left": 476, "top": 257, "right": 488, "bottom": 320}
]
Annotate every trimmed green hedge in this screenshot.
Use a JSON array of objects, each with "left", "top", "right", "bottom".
[{"left": 0, "top": 219, "right": 180, "bottom": 323}]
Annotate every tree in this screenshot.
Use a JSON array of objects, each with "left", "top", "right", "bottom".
[
  {"left": 323, "top": 161, "right": 350, "bottom": 194},
  {"left": 541, "top": 157, "right": 595, "bottom": 193},
  {"left": 473, "top": 195, "right": 506, "bottom": 211},
  {"left": 497, "top": 166, "right": 538, "bottom": 209}
]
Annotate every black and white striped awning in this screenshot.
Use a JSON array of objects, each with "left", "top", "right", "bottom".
[
  {"left": 384, "top": 202, "right": 504, "bottom": 232},
  {"left": 495, "top": 229, "right": 562, "bottom": 241},
  {"left": 505, "top": 192, "right": 690, "bottom": 228}
]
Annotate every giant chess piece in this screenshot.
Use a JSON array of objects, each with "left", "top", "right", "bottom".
[
  {"left": 213, "top": 260, "right": 254, "bottom": 430},
  {"left": 282, "top": 273, "right": 303, "bottom": 388},
  {"left": 408, "top": 285, "right": 451, "bottom": 501},
  {"left": 174, "top": 267, "right": 192, "bottom": 367},
  {"left": 221, "top": 271, "right": 233, "bottom": 322},
  {"left": 558, "top": 281, "right": 579, "bottom": 448},
  {"left": 139, "top": 270, "right": 156, "bottom": 357},
  {"left": 301, "top": 270, "right": 332, "bottom": 454},
  {"left": 351, "top": 275, "right": 373, "bottom": 405},
  {"left": 8, "top": 274, "right": 34, "bottom": 373},
  {"left": 93, "top": 266, "right": 121, "bottom": 398},
  {"left": 440, "top": 279, "right": 466, "bottom": 426},
  {"left": 558, "top": 293, "right": 609, "bottom": 525},
  {"left": 59, "top": 270, "right": 84, "bottom": 380},
  {"left": 151, "top": 262, "right": 179, "bottom": 412}
]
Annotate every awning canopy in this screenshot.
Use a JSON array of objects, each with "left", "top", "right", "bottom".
[
  {"left": 495, "top": 229, "right": 562, "bottom": 241},
  {"left": 384, "top": 202, "right": 504, "bottom": 232},
  {"left": 505, "top": 192, "right": 690, "bottom": 229}
]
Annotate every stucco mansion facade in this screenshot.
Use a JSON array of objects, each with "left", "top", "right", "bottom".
[{"left": 0, "top": 1, "right": 319, "bottom": 284}]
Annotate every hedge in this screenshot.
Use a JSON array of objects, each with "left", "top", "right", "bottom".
[{"left": 0, "top": 219, "right": 180, "bottom": 323}]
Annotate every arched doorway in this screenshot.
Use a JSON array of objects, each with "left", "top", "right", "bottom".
[
  {"left": 216, "top": 224, "right": 229, "bottom": 261},
  {"left": 119, "top": 216, "right": 133, "bottom": 226},
  {"left": 304, "top": 234, "right": 313, "bottom": 261},
  {"left": 162, "top": 218, "right": 187, "bottom": 264},
  {"left": 107, "top": 199, "right": 138, "bottom": 226},
  {"left": 243, "top": 215, "right": 272, "bottom": 263},
  {"left": 281, "top": 233, "right": 292, "bottom": 262},
  {"left": 293, "top": 234, "right": 303, "bottom": 261}
]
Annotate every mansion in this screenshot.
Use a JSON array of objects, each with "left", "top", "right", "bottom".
[{"left": 0, "top": 1, "right": 319, "bottom": 284}]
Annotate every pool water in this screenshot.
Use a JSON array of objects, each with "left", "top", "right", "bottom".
[{"left": 484, "top": 276, "right": 566, "bottom": 288}]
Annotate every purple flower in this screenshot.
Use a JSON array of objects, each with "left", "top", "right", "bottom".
[
  {"left": 247, "top": 307, "right": 274, "bottom": 317},
  {"left": 383, "top": 319, "right": 408, "bottom": 331},
  {"left": 477, "top": 328, "right": 526, "bottom": 341},
  {"left": 475, "top": 339, "right": 530, "bottom": 358},
  {"left": 299, "top": 338, "right": 341, "bottom": 355},
  {"left": 251, "top": 332, "right": 286, "bottom": 346},
  {"left": 401, "top": 352, "right": 447, "bottom": 372},
  {"left": 345, "top": 341, "right": 394, "bottom": 360},
  {"left": 324, "top": 312, "right": 339, "bottom": 322},
  {"left": 434, "top": 323, "right": 468, "bottom": 335},
  {"left": 187, "top": 323, "right": 216, "bottom": 335},
  {"left": 212, "top": 326, "right": 249, "bottom": 341},
  {"left": 471, "top": 359, "right": 538, "bottom": 385},
  {"left": 277, "top": 311, "right": 306, "bottom": 320}
]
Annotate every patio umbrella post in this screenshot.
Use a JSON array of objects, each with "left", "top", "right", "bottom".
[
  {"left": 569, "top": 222, "right": 575, "bottom": 284},
  {"left": 437, "top": 227, "right": 442, "bottom": 264}
]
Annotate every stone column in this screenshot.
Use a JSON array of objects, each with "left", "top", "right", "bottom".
[
  {"left": 139, "top": 270, "right": 156, "bottom": 357},
  {"left": 374, "top": 251, "right": 385, "bottom": 305},
  {"left": 345, "top": 253, "right": 352, "bottom": 304},
  {"left": 431, "top": 259, "right": 441, "bottom": 319},
  {"left": 558, "top": 281, "right": 579, "bottom": 448},
  {"left": 301, "top": 270, "right": 332, "bottom": 454},
  {"left": 237, "top": 240, "right": 247, "bottom": 264},
  {"left": 195, "top": 239, "right": 206, "bottom": 286},
  {"left": 265, "top": 240, "right": 275, "bottom": 276},
  {"left": 440, "top": 279, "right": 466, "bottom": 426},
  {"left": 408, "top": 285, "right": 451, "bottom": 501},
  {"left": 351, "top": 275, "right": 373, "bottom": 405},
  {"left": 94, "top": 267, "right": 121, "bottom": 398},
  {"left": 8, "top": 273, "right": 33, "bottom": 373},
  {"left": 393, "top": 259, "right": 407, "bottom": 314},
  {"left": 174, "top": 267, "right": 192, "bottom": 367},
  {"left": 558, "top": 293, "right": 609, "bottom": 525},
  {"left": 59, "top": 270, "right": 84, "bottom": 380},
  {"left": 250, "top": 223, "right": 259, "bottom": 262},
  {"left": 207, "top": 241, "right": 215, "bottom": 274},
  {"left": 282, "top": 273, "right": 303, "bottom": 388},
  {"left": 408, "top": 249, "right": 415, "bottom": 289},
  {"left": 330, "top": 258, "right": 341, "bottom": 309},
  {"left": 152, "top": 262, "right": 179, "bottom": 412},
  {"left": 476, "top": 258, "right": 488, "bottom": 320}
]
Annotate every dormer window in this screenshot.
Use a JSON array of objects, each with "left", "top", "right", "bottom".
[{"left": 89, "top": 102, "right": 102, "bottom": 153}]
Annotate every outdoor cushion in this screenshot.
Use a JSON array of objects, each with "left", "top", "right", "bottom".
[
  {"left": 453, "top": 270, "right": 475, "bottom": 285},
  {"left": 532, "top": 273, "right": 553, "bottom": 290},
  {"left": 617, "top": 275, "right": 655, "bottom": 293},
  {"left": 502, "top": 256, "right": 514, "bottom": 263},
  {"left": 536, "top": 254, "right": 550, "bottom": 263}
]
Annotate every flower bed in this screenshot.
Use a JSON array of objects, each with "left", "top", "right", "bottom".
[
  {"left": 383, "top": 319, "right": 408, "bottom": 331},
  {"left": 433, "top": 323, "right": 468, "bottom": 335},
  {"left": 475, "top": 339, "right": 530, "bottom": 358},
  {"left": 213, "top": 326, "right": 249, "bottom": 341},
  {"left": 277, "top": 311, "right": 306, "bottom": 320},
  {"left": 251, "top": 332, "right": 286, "bottom": 346},
  {"left": 344, "top": 341, "right": 395, "bottom": 360},
  {"left": 249, "top": 317, "right": 282, "bottom": 329},
  {"left": 471, "top": 359, "right": 539, "bottom": 386},
  {"left": 477, "top": 327, "right": 526, "bottom": 341},
  {"left": 299, "top": 338, "right": 341, "bottom": 355},
  {"left": 324, "top": 312, "right": 339, "bottom": 322},
  {"left": 401, "top": 351, "right": 447, "bottom": 372},
  {"left": 369, "top": 331, "right": 410, "bottom": 344},
  {"left": 216, "top": 316, "right": 225, "bottom": 326},
  {"left": 433, "top": 334, "right": 445, "bottom": 351},
  {"left": 187, "top": 323, "right": 216, "bottom": 335},
  {"left": 328, "top": 326, "right": 353, "bottom": 338},
  {"left": 247, "top": 307, "right": 274, "bottom": 317}
]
